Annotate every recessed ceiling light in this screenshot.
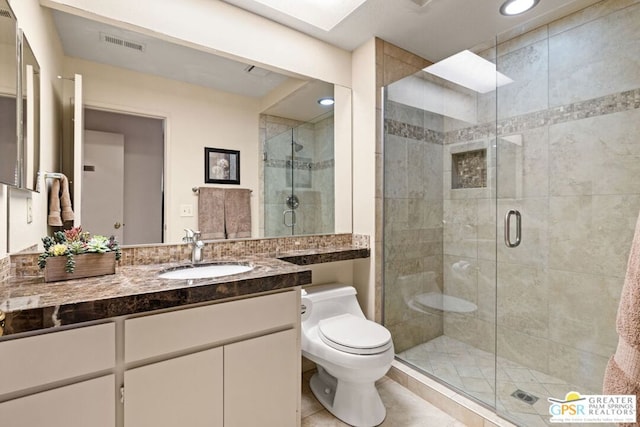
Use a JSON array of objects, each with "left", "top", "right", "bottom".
[
  {"left": 500, "top": 0, "right": 540, "bottom": 16},
  {"left": 249, "top": 0, "right": 368, "bottom": 31},
  {"left": 423, "top": 50, "right": 513, "bottom": 94},
  {"left": 317, "top": 97, "right": 335, "bottom": 106}
]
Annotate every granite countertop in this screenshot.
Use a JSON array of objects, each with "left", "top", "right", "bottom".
[
  {"left": 277, "top": 247, "right": 370, "bottom": 265},
  {"left": 0, "top": 256, "right": 311, "bottom": 337}
]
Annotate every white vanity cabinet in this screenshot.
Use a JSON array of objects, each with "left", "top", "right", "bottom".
[
  {"left": 0, "top": 323, "right": 116, "bottom": 427},
  {"left": 122, "top": 289, "right": 301, "bottom": 427},
  {"left": 0, "top": 288, "right": 301, "bottom": 427}
]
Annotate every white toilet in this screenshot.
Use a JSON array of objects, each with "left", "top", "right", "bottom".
[{"left": 301, "top": 284, "right": 395, "bottom": 427}]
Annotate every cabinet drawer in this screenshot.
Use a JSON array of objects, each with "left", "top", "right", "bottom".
[
  {"left": 0, "top": 322, "right": 115, "bottom": 396},
  {"left": 0, "top": 375, "right": 115, "bottom": 427},
  {"left": 125, "top": 289, "right": 298, "bottom": 363}
]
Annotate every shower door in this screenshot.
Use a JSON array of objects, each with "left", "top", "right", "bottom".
[
  {"left": 382, "top": 42, "right": 500, "bottom": 410},
  {"left": 493, "top": 3, "right": 640, "bottom": 424},
  {"left": 384, "top": 2, "right": 640, "bottom": 426},
  {"left": 264, "top": 128, "right": 299, "bottom": 236}
]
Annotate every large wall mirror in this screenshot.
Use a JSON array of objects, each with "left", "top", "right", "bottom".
[
  {"left": 0, "top": 1, "right": 41, "bottom": 192},
  {"left": 0, "top": 0, "right": 18, "bottom": 187},
  {"left": 45, "top": 8, "right": 351, "bottom": 247}
]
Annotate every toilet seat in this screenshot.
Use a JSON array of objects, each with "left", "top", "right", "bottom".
[{"left": 318, "top": 314, "right": 392, "bottom": 355}]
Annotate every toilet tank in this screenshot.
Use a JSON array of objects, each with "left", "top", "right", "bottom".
[{"left": 301, "top": 283, "right": 365, "bottom": 323}]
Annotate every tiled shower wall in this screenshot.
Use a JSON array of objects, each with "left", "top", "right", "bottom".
[
  {"left": 260, "top": 114, "right": 335, "bottom": 237},
  {"left": 377, "top": 41, "right": 433, "bottom": 350},
  {"left": 384, "top": 0, "right": 640, "bottom": 392},
  {"left": 383, "top": 103, "right": 446, "bottom": 353}
]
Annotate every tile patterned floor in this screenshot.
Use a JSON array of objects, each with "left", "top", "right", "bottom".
[
  {"left": 398, "top": 336, "right": 615, "bottom": 427},
  {"left": 301, "top": 370, "right": 467, "bottom": 426}
]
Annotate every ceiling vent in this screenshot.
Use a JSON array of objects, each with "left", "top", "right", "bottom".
[
  {"left": 100, "top": 32, "right": 145, "bottom": 52},
  {"left": 243, "top": 65, "right": 271, "bottom": 77},
  {"left": 0, "top": 9, "right": 12, "bottom": 18}
]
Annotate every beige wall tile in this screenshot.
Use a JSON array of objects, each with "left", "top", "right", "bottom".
[
  {"left": 549, "top": 4, "right": 640, "bottom": 106},
  {"left": 548, "top": 269, "right": 619, "bottom": 358}
]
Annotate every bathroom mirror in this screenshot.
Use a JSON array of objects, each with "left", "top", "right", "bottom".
[
  {"left": 40, "top": 9, "right": 350, "bottom": 246},
  {"left": 19, "top": 31, "right": 40, "bottom": 192},
  {"left": 0, "top": 0, "right": 19, "bottom": 188}
]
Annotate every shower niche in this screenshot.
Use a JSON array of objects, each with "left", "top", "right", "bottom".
[{"left": 451, "top": 149, "right": 486, "bottom": 189}]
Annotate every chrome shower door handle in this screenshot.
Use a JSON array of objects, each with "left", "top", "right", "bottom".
[
  {"left": 283, "top": 209, "right": 296, "bottom": 228},
  {"left": 504, "top": 209, "right": 522, "bottom": 248}
]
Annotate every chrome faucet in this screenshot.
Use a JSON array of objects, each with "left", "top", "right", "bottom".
[{"left": 183, "top": 228, "right": 204, "bottom": 264}]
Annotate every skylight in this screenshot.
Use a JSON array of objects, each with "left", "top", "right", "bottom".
[
  {"left": 422, "top": 50, "right": 513, "bottom": 94},
  {"left": 249, "top": 0, "right": 368, "bottom": 31}
]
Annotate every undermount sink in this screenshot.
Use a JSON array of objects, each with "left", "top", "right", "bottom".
[{"left": 158, "top": 263, "right": 253, "bottom": 280}]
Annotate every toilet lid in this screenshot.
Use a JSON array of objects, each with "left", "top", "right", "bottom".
[{"left": 318, "top": 314, "right": 392, "bottom": 355}]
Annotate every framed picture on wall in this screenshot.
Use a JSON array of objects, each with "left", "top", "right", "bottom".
[{"left": 204, "top": 147, "right": 240, "bottom": 184}]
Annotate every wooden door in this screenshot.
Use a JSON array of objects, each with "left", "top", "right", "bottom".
[{"left": 82, "top": 129, "right": 124, "bottom": 242}]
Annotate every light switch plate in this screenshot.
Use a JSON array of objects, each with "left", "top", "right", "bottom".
[{"left": 180, "top": 204, "right": 193, "bottom": 217}]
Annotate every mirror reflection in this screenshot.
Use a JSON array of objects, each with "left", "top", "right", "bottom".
[
  {"left": 20, "top": 32, "right": 40, "bottom": 191},
  {"left": 0, "top": 0, "right": 18, "bottom": 187},
  {"left": 48, "top": 9, "right": 345, "bottom": 246},
  {"left": 262, "top": 108, "right": 334, "bottom": 237}
]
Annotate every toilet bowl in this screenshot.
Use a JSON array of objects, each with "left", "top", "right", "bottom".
[{"left": 301, "top": 284, "right": 394, "bottom": 427}]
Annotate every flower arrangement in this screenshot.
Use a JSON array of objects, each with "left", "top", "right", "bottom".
[{"left": 38, "top": 226, "right": 121, "bottom": 273}]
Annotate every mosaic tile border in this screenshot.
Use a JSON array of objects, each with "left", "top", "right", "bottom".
[
  {"left": 264, "top": 158, "right": 335, "bottom": 171},
  {"left": 450, "top": 88, "right": 640, "bottom": 143},
  {"left": 0, "top": 255, "right": 9, "bottom": 283},
  {"left": 8, "top": 233, "right": 369, "bottom": 278},
  {"left": 386, "top": 87, "right": 640, "bottom": 143},
  {"left": 384, "top": 119, "right": 444, "bottom": 144}
]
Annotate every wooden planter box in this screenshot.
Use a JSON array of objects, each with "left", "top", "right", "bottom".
[{"left": 44, "top": 252, "right": 116, "bottom": 282}]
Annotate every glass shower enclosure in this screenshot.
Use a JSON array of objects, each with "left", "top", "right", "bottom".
[
  {"left": 383, "top": 1, "right": 640, "bottom": 425},
  {"left": 263, "top": 111, "right": 335, "bottom": 237}
]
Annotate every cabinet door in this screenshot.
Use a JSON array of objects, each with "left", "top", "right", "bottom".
[
  {"left": 124, "top": 347, "right": 223, "bottom": 427},
  {"left": 0, "top": 375, "right": 115, "bottom": 427},
  {"left": 225, "top": 329, "right": 299, "bottom": 427}
]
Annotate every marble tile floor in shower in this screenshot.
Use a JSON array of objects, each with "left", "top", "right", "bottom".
[
  {"left": 301, "top": 369, "right": 467, "bottom": 426},
  {"left": 398, "top": 335, "right": 615, "bottom": 427}
]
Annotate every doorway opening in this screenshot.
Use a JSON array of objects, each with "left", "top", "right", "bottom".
[{"left": 83, "top": 108, "right": 164, "bottom": 245}]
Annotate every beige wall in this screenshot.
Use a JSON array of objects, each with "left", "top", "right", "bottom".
[{"left": 351, "top": 38, "right": 377, "bottom": 319}]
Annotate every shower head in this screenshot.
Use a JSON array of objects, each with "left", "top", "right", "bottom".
[{"left": 292, "top": 141, "right": 304, "bottom": 152}]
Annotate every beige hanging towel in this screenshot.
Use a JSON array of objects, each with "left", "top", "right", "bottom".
[
  {"left": 60, "top": 174, "right": 74, "bottom": 222},
  {"left": 224, "top": 188, "right": 251, "bottom": 239},
  {"left": 603, "top": 209, "right": 640, "bottom": 426},
  {"left": 198, "top": 187, "right": 226, "bottom": 240},
  {"left": 47, "top": 178, "right": 63, "bottom": 226}
]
